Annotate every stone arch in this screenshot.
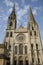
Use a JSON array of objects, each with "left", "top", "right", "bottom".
[
  {"left": 14, "top": 56, "right": 17, "bottom": 60},
  {"left": 19, "top": 44, "right": 23, "bottom": 54},
  {"left": 9, "top": 21, "right": 13, "bottom": 26},
  {"left": 18, "top": 56, "right": 23, "bottom": 61},
  {"left": 25, "top": 56, "right": 29, "bottom": 65},
  {"left": 14, "top": 46, "right": 17, "bottom": 54},
  {"left": 25, "top": 56, "right": 28, "bottom": 60},
  {"left": 14, "top": 56, "right": 17, "bottom": 65},
  {"left": 18, "top": 56, "right": 23, "bottom": 65},
  {"left": 25, "top": 45, "right": 27, "bottom": 54}
]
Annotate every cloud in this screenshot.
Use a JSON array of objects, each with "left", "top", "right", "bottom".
[
  {"left": 21, "top": 0, "right": 25, "bottom": 4},
  {"left": 34, "top": 6, "right": 42, "bottom": 11},
  {"left": 15, "top": 2, "right": 20, "bottom": 11},
  {"left": 16, "top": 4, "right": 30, "bottom": 27},
  {"left": 32, "top": 9, "right": 37, "bottom": 15},
  {"left": 4, "top": 0, "right": 14, "bottom": 7},
  {"left": 32, "top": 0, "right": 38, "bottom": 2},
  {"left": 0, "top": 16, "right": 2, "bottom": 18},
  {"left": 0, "top": 7, "right": 4, "bottom": 13},
  {"left": 17, "top": 5, "right": 30, "bottom": 20},
  {"left": 8, "top": 2, "right": 19, "bottom": 15},
  {"left": 32, "top": 6, "right": 42, "bottom": 15},
  {"left": 0, "top": 14, "right": 8, "bottom": 21},
  {"left": 9, "top": 7, "right": 12, "bottom": 13}
]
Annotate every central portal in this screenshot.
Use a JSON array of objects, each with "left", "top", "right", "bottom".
[
  {"left": 19, "top": 60, "right": 23, "bottom": 65},
  {"left": 14, "top": 60, "right": 17, "bottom": 65}
]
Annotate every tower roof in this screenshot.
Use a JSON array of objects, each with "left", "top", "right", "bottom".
[
  {"left": 29, "top": 7, "right": 36, "bottom": 23},
  {"left": 8, "top": 4, "right": 16, "bottom": 20},
  {"left": 10, "top": 4, "right": 16, "bottom": 16},
  {"left": 12, "top": 4, "right": 15, "bottom": 14}
]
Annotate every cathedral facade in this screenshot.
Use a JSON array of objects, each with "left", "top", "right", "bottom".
[{"left": 0, "top": 5, "right": 43, "bottom": 65}]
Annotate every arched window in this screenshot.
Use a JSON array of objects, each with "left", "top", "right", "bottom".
[
  {"left": 6, "top": 32, "right": 9, "bottom": 37},
  {"left": 30, "top": 31, "right": 32, "bottom": 36},
  {"left": 32, "top": 57, "right": 34, "bottom": 63},
  {"left": 6, "top": 60, "right": 10, "bottom": 65},
  {"left": 34, "top": 31, "right": 36, "bottom": 36},
  {"left": 25, "top": 60, "right": 28, "bottom": 65},
  {"left": 36, "top": 44, "right": 38, "bottom": 50},
  {"left": 19, "top": 60, "right": 23, "bottom": 65},
  {"left": 9, "top": 22, "right": 13, "bottom": 26},
  {"left": 10, "top": 32, "right": 12, "bottom": 37},
  {"left": 32, "top": 27, "right": 34, "bottom": 30},
  {"left": 19, "top": 44, "right": 23, "bottom": 54},
  {"left": 15, "top": 46, "right": 17, "bottom": 54},
  {"left": 31, "top": 44, "right": 33, "bottom": 50},
  {"left": 38, "top": 57, "right": 40, "bottom": 64},
  {"left": 25, "top": 46, "right": 27, "bottom": 54}
]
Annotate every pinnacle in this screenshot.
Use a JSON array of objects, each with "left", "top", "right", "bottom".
[
  {"left": 12, "top": 4, "right": 15, "bottom": 13},
  {"left": 10, "top": 4, "right": 16, "bottom": 15},
  {"left": 29, "top": 7, "right": 34, "bottom": 22}
]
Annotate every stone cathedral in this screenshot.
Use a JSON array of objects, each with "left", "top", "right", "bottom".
[{"left": 0, "top": 5, "right": 43, "bottom": 65}]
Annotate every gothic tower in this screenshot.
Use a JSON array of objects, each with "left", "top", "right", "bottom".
[
  {"left": 7, "top": 5, "right": 16, "bottom": 29},
  {"left": 27, "top": 7, "right": 43, "bottom": 65},
  {"left": 4, "top": 5, "right": 17, "bottom": 65}
]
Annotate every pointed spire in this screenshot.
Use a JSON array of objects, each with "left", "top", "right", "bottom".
[
  {"left": 9, "top": 3, "right": 16, "bottom": 20},
  {"left": 8, "top": 3, "right": 17, "bottom": 29},
  {"left": 29, "top": 7, "right": 35, "bottom": 23},
  {"left": 10, "top": 3, "right": 16, "bottom": 16},
  {"left": 27, "top": 7, "right": 37, "bottom": 29},
  {"left": 12, "top": 4, "right": 15, "bottom": 14}
]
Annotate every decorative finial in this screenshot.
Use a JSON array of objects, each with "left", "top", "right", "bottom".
[
  {"left": 10, "top": 3, "right": 16, "bottom": 16},
  {"left": 29, "top": 7, "right": 32, "bottom": 14},
  {"left": 29, "top": 7, "right": 35, "bottom": 22},
  {"left": 12, "top": 3, "right": 15, "bottom": 12},
  {"left": 27, "top": 6, "right": 37, "bottom": 29}
]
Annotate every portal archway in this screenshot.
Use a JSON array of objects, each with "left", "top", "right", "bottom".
[
  {"left": 18, "top": 56, "right": 23, "bottom": 65},
  {"left": 25, "top": 56, "right": 29, "bottom": 65},
  {"left": 14, "top": 57, "right": 17, "bottom": 65}
]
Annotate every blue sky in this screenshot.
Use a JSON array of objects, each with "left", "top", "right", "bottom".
[{"left": 0, "top": 0, "right": 43, "bottom": 45}]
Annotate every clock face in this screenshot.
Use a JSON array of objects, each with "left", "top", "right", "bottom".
[{"left": 16, "top": 33, "right": 25, "bottom": 42}]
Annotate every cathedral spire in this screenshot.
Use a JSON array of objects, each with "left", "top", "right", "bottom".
[
  {"left": 10, "top": 4, "right": 16, "bottom": 16},
  {"left": 29, "top": 7, "right": 35, "bottom": 22},
  {"left": 27, "top": 7, "right": 37, "bottom": 29},
  {"left": 7, "top": 4, "right": 17, "bottom": 29},
  {"left": 12, "top": 4, "right": 15, "bottom": 13}
]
